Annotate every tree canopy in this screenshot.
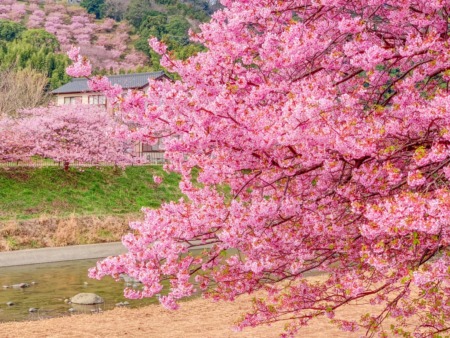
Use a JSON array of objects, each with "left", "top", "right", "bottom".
[{"left": 68, "top": 0, "right": 450, "bottom": 336}]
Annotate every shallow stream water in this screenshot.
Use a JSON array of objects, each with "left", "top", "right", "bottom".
[{"left": 0, "top": 258, "right": 160, "bottom": 323}]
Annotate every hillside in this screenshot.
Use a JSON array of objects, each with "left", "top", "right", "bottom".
[
  {"left": 0, "top": 0, "right": 219, "bottom": 74},
  {"left": 79, "top": 0, "right": 219, "bottom": 69},
  {"left": 0, "top": 0, "right": 147, "bottom": 72}
]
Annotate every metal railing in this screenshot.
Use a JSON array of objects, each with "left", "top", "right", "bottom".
[{"left": 0, "top": 152, "right": 166, "bottom": 168}]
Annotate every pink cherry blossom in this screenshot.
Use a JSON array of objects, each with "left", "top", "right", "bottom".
[
  {"left": 1, "top": 105, "right": 135, "bottom": 170},
  {"left": 83, "top": 1, "right": 450, "bottom": 337}
]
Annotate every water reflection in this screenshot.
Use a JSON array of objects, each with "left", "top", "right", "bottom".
[{"left": 0, "top": 259, "right": 159, "bottom": 322}]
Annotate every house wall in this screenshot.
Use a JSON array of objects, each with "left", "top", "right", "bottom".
[
  {"left": 54, "top": 86, "right": 149, "bottom": 107},
  {"left": 55, "top": 92, "right": 104, "bottom": 106}
]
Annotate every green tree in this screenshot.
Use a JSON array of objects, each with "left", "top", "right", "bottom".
[
  {"left": 21, "top": 29, "right": 60, "bottom": 52},
  {"left": 80, "top": 0, "right": 106, "bottom": 19},
  {"left": 0, "top": 20, "right": 26, "bottom": 42},
  {"left": 165, "top": 15, "right": 190, "bottom": 40},
  {"left": 0, "top": 35, "right": 70, "bottom": 90},
  {"left": 125, "top": 0, "right": 153, "bottom": 28}
]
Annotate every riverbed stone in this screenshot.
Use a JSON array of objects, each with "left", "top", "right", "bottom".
[
  {"left": 11, "top": 283, "right": 29, "bottom": 289},
  {"left": 70, "top": 293, "right": 104, "bottom": 305},
  {"left": 115, "top": 301, "right": 130, "bottom": 307},
  {"left": 119, "top": 274, "right": 141, "bottom": 284}
]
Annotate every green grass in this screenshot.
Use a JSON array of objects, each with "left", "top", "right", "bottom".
[{"left": 0, "top": 166, "right": 182, "bottom": 220}]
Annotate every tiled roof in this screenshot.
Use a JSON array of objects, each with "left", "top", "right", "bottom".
[{"left": 51, "top": 71, "right": 166, "bottom": 94}]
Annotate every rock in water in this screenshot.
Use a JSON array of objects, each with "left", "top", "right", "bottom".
[{"left": 70, "top": 293, "right": 104, "bottom": 305}]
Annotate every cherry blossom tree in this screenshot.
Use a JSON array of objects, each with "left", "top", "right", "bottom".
[
  {"left": 27, "top": 9, "right": 46, "bottom": 29},
  {"left": 16, "top": 105, "right": 135, "bottom": 170},
  {"left": 44, "top": 12, "right": 65, "bottom": 35},
  {"left": 68, "top": 0, "right": 450, "bottom": 336},
  {"left": 0, "top": 117, "right": 34, "bottom": 162},
  {"left": 99, "top": 17, "right": 115, "bottom": 32},
  {"left": 8, "top": 3, "right": 25, "bottom": 21}
]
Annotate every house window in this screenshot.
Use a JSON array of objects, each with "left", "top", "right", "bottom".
[
  {"left": 64, "top": 96, "right": 82, "bottom": 105},
  {"left": 88, "top": 95, "right": 106, "bottom": 105},
  {"left": 142, "top": 143, "right": 154, "bottom": 152},
  {"left": 142, "top": 139, "right": 165, "bottom": 152}
]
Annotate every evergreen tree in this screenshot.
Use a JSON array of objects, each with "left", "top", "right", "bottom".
[{"left": 80, "top": 0, "right": 106, "bottom": 19}]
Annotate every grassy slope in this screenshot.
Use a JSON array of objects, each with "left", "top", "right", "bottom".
[{"left": 0, "top": 166, "right": 181, "bottom": 220}]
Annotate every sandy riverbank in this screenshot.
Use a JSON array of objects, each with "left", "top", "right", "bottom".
[
  {"left": 0, "top": 275, "right": 387, "bottom": 338},
  {"left": 0, "top": 295, "right": 371, "bottom": 338}
]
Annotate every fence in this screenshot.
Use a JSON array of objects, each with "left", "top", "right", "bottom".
[
  {"left": 0, "top": 152, "right": 166, "bottom": 168},
  {"left": 141, "top": 151, "right": 165, "bottom": 164}
]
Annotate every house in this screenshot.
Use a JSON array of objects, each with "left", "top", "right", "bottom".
[
  {"left": 67, "top": 0, "right": 81, "bottom": 4},
  {"left": 52, "top": 71, "right": 167, "bottom": 106},
  {"left": 52, "top": 72, "right": 169, "bottom": 163}
]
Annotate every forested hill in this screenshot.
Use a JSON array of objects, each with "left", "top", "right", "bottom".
[
  {"left": 0, "top": 1, "right": 148, "bottom": 74},
  {"left": 0, "top": 0, "right": 218, "bottom": 79},
  {"left": 79, "top": 0, "right": 220, "bottom": 69}
]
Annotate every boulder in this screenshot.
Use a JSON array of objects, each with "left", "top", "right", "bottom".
[{"left": 70, "top": 293, "right": 104, "bottom": 305}]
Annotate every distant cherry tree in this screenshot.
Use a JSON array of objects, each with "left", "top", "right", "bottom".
[
  {"left": 0, "top": 117, "right": 34, "bottom": 162},
  {"left": 12, "top": 105, "right": 135, "bottom": 170}
]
